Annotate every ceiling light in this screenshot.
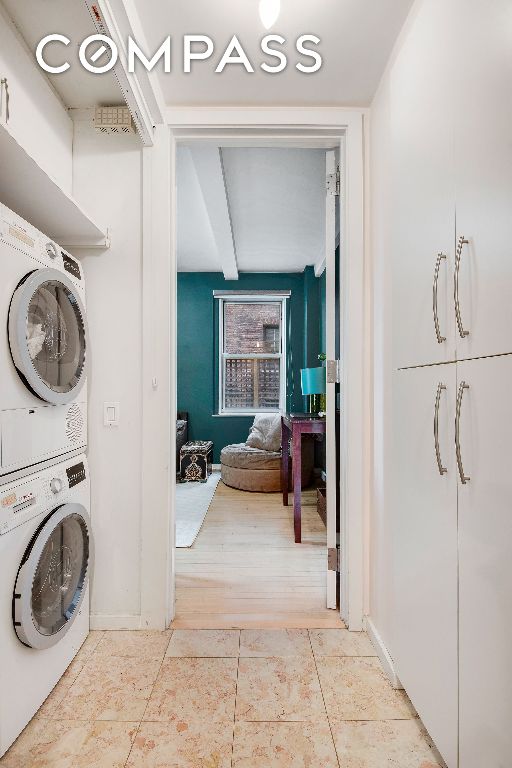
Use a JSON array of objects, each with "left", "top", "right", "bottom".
[{"left": 259, "top": 0, "right": 281, "bottom": 30}]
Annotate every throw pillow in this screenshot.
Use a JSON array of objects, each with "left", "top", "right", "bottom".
[{"left": 246, "top": 413, "right": 282, "bottom": 452}]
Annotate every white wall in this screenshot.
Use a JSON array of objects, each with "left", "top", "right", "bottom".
[
  {"left": 0, "top": 4, "right": 73, "bottom": 193},
  {"left": 71, "top": 115, "right": 145, "bottom": 628}
]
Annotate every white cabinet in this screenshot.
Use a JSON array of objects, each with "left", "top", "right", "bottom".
[
  {"left": 456, "top": 355, "right": 512, "bottom": 768},
  {"left": 391, "top": 0, "right": 456, "bottom": 369},
  {"left": 0, "top": 4, "right": 73, "bottom": 194},
  {"left": 393, "top": 364, "right": 458, "bottom": 768},
  {"left": 453, "top": 0, "right": 512, "bottom": 361}
]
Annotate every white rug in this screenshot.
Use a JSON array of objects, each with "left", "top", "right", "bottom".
[{"left": 175, "top": 471, "right": 221, "bottom": 547}]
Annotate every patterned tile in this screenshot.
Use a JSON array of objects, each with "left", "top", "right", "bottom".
[
  {"left": 316, "top": 657, "right": 416, "bottom": 720},
  {"left": 166, "top": 629, "right": 240, "bottom": 658},
  {"left": 232, "top": 720, "right": 339, "bottom": 767},
  {"left": 330, "top": 719, "right": 444, "bottom": 767},
  {"left": 0, "top": 720, "right": 137, "bottom": 768},
  {"left": 94, "top": 631, "right": 171, "bottom": 660},
  {"left": 143, "top": 657, "right": 237, "bottom": 723},
  {"left": 236, "top": 657, "right": 326, "bottom": 722},
  {"left": 126, "top": 720, "right": 233, "bottom": 768},
  {"left": 309, "top": 629, "right": 377, "bottom": 657},
  {"left": 240, "top": 630, "right": 312, "bottom": 658},
  {"left": 54, "top": 656, "right": 161, "bottom": 722}
]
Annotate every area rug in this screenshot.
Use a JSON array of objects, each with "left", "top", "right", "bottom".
[{"left": 175, "top": 471, "right": 221, "bottom": 547}]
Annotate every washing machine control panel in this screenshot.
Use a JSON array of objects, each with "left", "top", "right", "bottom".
[{"left": 0, "top": 477, "right": 45, "bottom": 535}]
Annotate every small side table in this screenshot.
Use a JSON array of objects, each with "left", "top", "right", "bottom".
[{"left": 281, "top": 414, "right": 326, "bottom": 543}]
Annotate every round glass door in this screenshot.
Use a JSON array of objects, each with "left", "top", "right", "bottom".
[
  {"left": 9, "top": 269, "right": 88, "bottom": 406},
  {"left": 14, "top": 504, "right": 92, "bottom": 650},
  {"left": 32, "top": 513, "right": 89, "bottom": 636}
]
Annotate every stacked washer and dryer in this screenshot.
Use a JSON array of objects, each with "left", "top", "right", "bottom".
[{"left": 0, "top": 204, "right": 93, "bottom": 757}]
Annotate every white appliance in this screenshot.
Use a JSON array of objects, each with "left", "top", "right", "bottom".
[
  {"left": 0, "top": 454, "right": 92, "bottom": 757},
  {"left": 0, "top": 203, "right": 88, "bottom": 481}
]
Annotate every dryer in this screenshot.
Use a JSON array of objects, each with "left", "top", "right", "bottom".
[
  {"left": 0, "top": 454, "right": 92, "bottom": 757},
  {"left": 0, "top": 203, "right": 88, "bottom": 481}
]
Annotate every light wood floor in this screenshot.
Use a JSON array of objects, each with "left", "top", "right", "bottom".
[{"left": 172, "top": 480, "right": 344, "bottom": 629}]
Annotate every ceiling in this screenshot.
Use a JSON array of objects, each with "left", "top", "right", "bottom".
[
  {"left": 1, "top": 0, "right": 414, "bottom": 110},
  {"left": 1, "top": 0, "right": 121, "bottom": 108},
  {"left": 133, "top": 0, "right": 414, "bottom": 106},
  {"left": 177, "top": 146, "right": 326, "bottom": 274}
]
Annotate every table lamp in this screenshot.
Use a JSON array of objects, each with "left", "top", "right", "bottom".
[{"left": 300, "top": 367, "right": 326, "bottom": 415}]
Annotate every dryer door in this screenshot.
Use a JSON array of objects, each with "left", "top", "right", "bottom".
[
  {"left": 13, "top": 503, "right": 93, "bottom": 650},
  {"left": 9, "top": 268, "right": 88, "bottom": 406}
]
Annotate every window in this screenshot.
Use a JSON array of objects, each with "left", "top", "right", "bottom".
[{"left": 217, "top": 295, "right": 288, "bottom": 414}]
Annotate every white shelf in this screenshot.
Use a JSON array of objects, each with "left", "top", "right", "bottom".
[{"left": 0, "top": 123, "right": 108, "bottom": 247}]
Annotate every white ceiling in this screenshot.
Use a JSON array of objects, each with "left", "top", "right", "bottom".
[
  {"left": 1, "top": 0, "right": 121, "bottom": 108},
  {"left": 133, "top": 0, "right": 414, "bottom": 106},
  {"left": 177, "top": 146, "right": 326, "bottom": 274}
]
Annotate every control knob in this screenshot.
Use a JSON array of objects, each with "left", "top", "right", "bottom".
[{"left": 50, "top": 478, "right": 63, "bottom": 495}]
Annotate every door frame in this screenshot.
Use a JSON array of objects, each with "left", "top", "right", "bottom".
[{"left": 140, "top": 108, "right": 368, "bottom": 631}]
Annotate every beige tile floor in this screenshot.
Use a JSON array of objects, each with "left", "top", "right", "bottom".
[{"left": 0, "top": 629, "right": 445, "bottom": 768}]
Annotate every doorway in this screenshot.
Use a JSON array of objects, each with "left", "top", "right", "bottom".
[
  {"left": 173, "top": 144, "right": 338, "bottom": 627},
  {"left": 139, "top": 113, "right": 366, "bottom": 633}
]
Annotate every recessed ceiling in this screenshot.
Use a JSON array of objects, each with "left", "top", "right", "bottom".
[
  {"left": 133, "top": 0, "right": 414, "bottom": 106},
  {"left": 177, "top": 146, "right": 326, "bottom": 274},
  {"left": 1, "top": 0, "right": 122, "bottom": 108}
]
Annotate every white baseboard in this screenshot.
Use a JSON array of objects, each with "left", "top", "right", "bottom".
[
  {"left": 212, "top": 464, "right": 222, "bottom": 471},
  {"left": 90, "top": 614, "right": 144, "bottom": 631},
  {"left": 364, "top": 617, "right": 403, "bottom": 689}
]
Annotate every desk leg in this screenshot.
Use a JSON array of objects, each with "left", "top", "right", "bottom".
[
  {"left": 281, "top": 422, "right": 289, "bottom": 506},
  {"left": 292, "top": 427, "right": 302, "bottom": 543}
]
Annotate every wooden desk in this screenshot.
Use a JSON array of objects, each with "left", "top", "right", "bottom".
[{"left": 281, "top": 413, "right": 326, "bottom": 543}]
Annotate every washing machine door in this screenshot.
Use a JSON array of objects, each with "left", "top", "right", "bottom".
[
  {"left": 8, "top": 268, "right": 88, "bottom": 406},
  {"left": 13, "top": 503, "right": 93, "bottom": 650}
]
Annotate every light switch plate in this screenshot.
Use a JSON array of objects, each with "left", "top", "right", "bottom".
[{"left": 104, "top": 402, "right": 120, "bottom": 427}]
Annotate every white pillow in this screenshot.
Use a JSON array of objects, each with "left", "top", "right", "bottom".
[{"left": 246, "top": 413, "right": 282, "bottom": 452}]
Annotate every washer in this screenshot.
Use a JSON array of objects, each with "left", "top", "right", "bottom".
[
  {"left": 0, "top": 203, "right": 88, "bottom": 481},
  {"left": 0, "top": 454, "right": 92, "bottom": 757}
]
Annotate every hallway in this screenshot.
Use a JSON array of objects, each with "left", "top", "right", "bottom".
[{"left": 0, "top": 628, "right": 443, "bottom": 767}]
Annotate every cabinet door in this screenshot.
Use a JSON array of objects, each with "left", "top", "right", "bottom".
[
  {"left": 391, "top": 0, "right": 456, "bottom": 369},
  {"left": 453, "top": 0, "right": 512, "bottom": 359},
  {"left": 392, "top": 364, "right": 458, "bottom": 767},
  {"left": 457, "top": 355, "right": 512, "bottom": 767}
]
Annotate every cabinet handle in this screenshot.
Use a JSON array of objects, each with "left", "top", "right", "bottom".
[
  {"left": 433, "top": 253, "right": 447, "bottom": 344},
  {"left": 454, "top": 236, "right": 469, "bottom": 339},
  {"left": 434, "top": 383, "right": 448, "bottom": 475},
  {"left": 455, "top": 381, "right": 470, "bottom": 484},
  {"left": 1, "top": 78, "right": 9, "bottom": 123}
]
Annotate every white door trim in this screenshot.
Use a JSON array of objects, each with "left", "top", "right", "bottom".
[{"left": 140, "top": 108, "right": 368, "bottom": 631}]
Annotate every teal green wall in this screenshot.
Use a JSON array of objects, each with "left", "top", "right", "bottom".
[{"left": 177, "top": 271, "right": 324, "bottom": 462}]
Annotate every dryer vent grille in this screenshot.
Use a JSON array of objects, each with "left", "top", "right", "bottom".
[
  {"left": 66, "top": 403, "right": 85, "bottom": 444},
  {"left": 94, "top": 106, "right": 134, "bottom": 134}
]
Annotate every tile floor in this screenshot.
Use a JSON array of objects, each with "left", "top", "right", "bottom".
[{"left": 0, "top": 628, "right": 445, "bottom": 767}]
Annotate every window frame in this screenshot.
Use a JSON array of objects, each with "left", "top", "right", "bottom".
[{"left": 216, "top": 294, "right": 288, "bottom": 416}]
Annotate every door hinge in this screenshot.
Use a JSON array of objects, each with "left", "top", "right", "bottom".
[
  {"left": 327, "top": 166, "right": 340, "bottom": 197},
  {"left": 326, "top": 359, "right": 341, "bottom": 384},
  {"left": 328, "top": 546, "right": 341, "bottom": 573}
]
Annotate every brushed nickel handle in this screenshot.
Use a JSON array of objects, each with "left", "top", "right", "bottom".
[
  {"left": 455, "top": 381, "right": 470, "bottom": 484},
  {"left": 0, "top": 78, "right": 9, "bottom": 123},
  {"left": 455, "top": 236, "right": 469, "bottom": 339},
  {"left": 433, "top": 253, "right": 447, "bottom": 344},
  {"left": 434, "top": 383, "right": 447, "bottom": 475}
]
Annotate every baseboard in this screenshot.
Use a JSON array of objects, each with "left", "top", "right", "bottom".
[
  {"left": 212, "top": 464, "right": 222, "bottom": 471},
  {"left": 90, "top": 614, "right": 144, "bottom": 630},
  {"left": 364, "top": 616, "right": 403, "bottom": 689}
]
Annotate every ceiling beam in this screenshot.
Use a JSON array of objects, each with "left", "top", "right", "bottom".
[
  {"left": 190, "top": 146, "right": 239, "bottom": 280},
  {"left": 83, "top": 0, "right": 166, "bottom": 145}
]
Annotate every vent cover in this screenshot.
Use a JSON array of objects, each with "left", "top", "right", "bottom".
[
  {"left": 94, "top": 106, "right": 134, "bottom": 134},
  {"left": 66, "top": 403, "right": 85, "bottom": 443}
]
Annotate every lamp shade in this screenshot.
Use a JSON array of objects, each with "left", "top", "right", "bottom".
[{"left": 301, "top": 367, "right": 326, "bottom": 395}]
